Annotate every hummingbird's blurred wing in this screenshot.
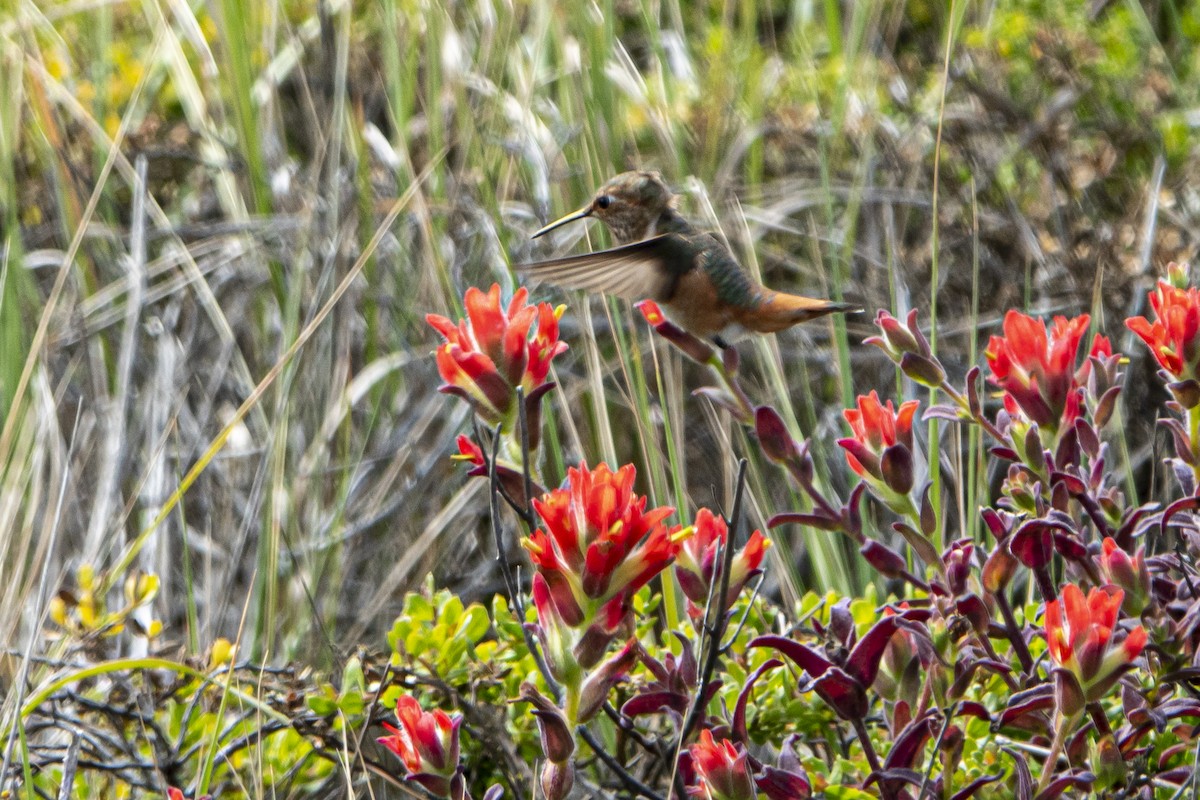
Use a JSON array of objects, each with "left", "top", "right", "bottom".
[{"left": 517, "top": 235, "right": 694, "bottom": 302}]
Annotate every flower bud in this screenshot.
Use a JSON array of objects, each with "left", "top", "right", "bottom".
[
  {"left": 1091, "top": 732, "right": 1127, "bottom": 789},
  {"left": 982, "top": 545, "right": 1018, "bottom": 594},
  {"left": 755, "top": 405, "right": 800, "bottom": 464},
  {"left": 1099, "top": 538, "right": 1151, "bottom": 615},
  {"left": 859, "top": 540, "right": 907, "bottom": 579},
  {"left": 880, "top": 444, "right": 915, "bottom": 495},
  {"left": 899, "top": 352, "right": 946, "bottom": 387},
  {"left": 1169, "top": 379, "right": 1200, "bottom": 409},
  {"left": 540, "top": 760, "right": 575, "bottom": 800},
  {"left": 578, "top": 639, "right": 641, "bottom": 722},
  {"left": 519, "top": 683, "right": 575, "bottom": 764}
]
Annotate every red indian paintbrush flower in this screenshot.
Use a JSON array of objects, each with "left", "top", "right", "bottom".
[
  {"left": 839, "top": 390, "right": 919, "bottom": 498},
  {"left": 524, "top": 462, "right": 684, "bottom": 629},
  {"left": 377, "top": 695, "right": 463, "bottom": 797},
  {"left": 1044, "top": 584, "right": 1147, "bottom": 714},
  {"left": 985, "top": 310, "right": 1110, "bottom": 432},
  {"left": 686, "top": 730, "right": 756, "bottom": 800},
  {"left": 674, "top": 508, "right": 770, "bottom": 618},
  {"left": 427, "top": 284, "right": 567, "bottom": 445},
  {"left": 1126, "top": 266, "right": 1200, "bottom": 385}
]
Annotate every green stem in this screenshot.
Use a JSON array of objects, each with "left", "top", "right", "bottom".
[
  {"left": 707, "top": 354, "right": 755, "bottom": 425},
  {"left": 1035, "top": 712, "right": 1075, "bottom": 794},
  {"left": 1189, "top": 404, "right": 1200, "bottom": 486}
]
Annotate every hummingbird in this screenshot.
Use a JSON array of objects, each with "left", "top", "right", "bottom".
[{"left": 519, "top": 171, "right": 858, "bottom": 348}]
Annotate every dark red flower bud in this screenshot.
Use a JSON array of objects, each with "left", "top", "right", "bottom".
[
  {"left": 880, "top": 444, "right": 915, "bottom": 495},
  {"left": 519, "top": 683, "right": 575, "bottom": 764},
  {"left": 860, "top": 540, "right": 907, "bottom": 578},
  {"left": 540, "top": 760, "right": 574, "bottom": 800},
  {"left": 755, "top": 405, "right": 800, "bottom": 463}
]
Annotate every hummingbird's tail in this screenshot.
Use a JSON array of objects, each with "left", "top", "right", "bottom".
[{"left": 738, "top": 292, "right": 862, "bottom": 333}]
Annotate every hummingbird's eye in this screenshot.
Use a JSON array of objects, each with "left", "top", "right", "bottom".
[{"left": 596, "top": 194, "right": 613, "bottom": 210}]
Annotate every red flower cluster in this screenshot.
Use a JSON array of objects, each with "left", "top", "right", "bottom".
[
  {"left": 1044, "top": 584, "right": 1147, "bottom": 714},
  {"left": 1126, "top": 267, "right": 1200, "bottom": 385},
  {"left": 839, "top": 390, "right": 919, "bottom": 498},
  {"left": 525, "top": 462, "right": 684, "bottom": 632},
  {"left": 985, "top": 310, "right": 1110, "bottom": 432},
  {"left": 687, "top": 730, "right": 755, "bottom": 800},
  {"left": 377, "top": 695, "right": 464, "bottom": 797},
  {"left": 674, "top": 508, "right": 770, "bottom": 618},
  {"left": 427, "top": 285, "right": 567, "bottom": 444}
]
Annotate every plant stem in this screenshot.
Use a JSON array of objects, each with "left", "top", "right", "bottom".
[{"left": 1035, "top": 713, "right": 1073, "bottom": 794}]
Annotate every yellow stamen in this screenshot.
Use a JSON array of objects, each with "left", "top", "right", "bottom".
[{"left": 672, "top": 525, "right": 695, "bottom": 543}]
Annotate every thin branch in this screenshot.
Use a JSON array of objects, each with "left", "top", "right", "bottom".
[
  {"left": 577, "top": 726, "right": 665, "bottom": 800},
  {"left": 672, "top": 459, "right": 749, "bottom": 799}
]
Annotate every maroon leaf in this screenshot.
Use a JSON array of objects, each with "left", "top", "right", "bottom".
[
  {"left": 860, "top": 540, "right": 907, "bottom": 578},
  {"left": 1003, "top": 747, "right": 1034, "bottom": 800},
  {"left": 966, "top": 365, "right": 983, "bottom": 417},
  {"left": 755, "top": 767, "right": 811, "bottom": 800},
  {"left": 1049, "top": 470, "right": 1086, "bottom": 495},
  {"left": 1162, "top": 495, "right": 1200, "bottom": 537},
  {"left": 991, "top": 446, "right": 1020, "bottom": 462},
  {"left": 846, "top": 608, "right": 932, "bottom": 688},
  {"left": 731, "top": 659, "right": 782, "bottom": 743},
  {"left": 1033, "top": 771, "right": 1095, "bottom": 800},
  {"left": 809, "top": 667, "right": 868, "bottom": 720},
  {"left": 924, "top": 403, "right": 964, "bottom": 422},
  {"left": 883, "top": 712, "right": 935, "bottom": 770},
  {"left": 981, "top": 508, "right": 1016, "bottom": 541},
  {"left": 950, "top": 773, "right": 1003, "bottom": 800},
  {"left": 996, "top": 684, "right": 1055, "bottom": 729},
  {"left": 1009, "top": 520, "right": 1062, "bottom": 569},
  {"left": 749, "top": 636, "right": 833, "bottom": 677},
  {"left": 620, "top": 690, "right": 690, "bottom": 718},
  {"left": 1051, "top": 531, "right": 1088, "bottom": 561},
  {"left": 768, "top": 511, "right": 842, "bottom": 532},
  {"left": 954, "top": 701, "right": 991, "bottom": 722}
]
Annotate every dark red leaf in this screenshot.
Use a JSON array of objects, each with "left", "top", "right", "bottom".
[
  {"left": 1033, "top": 771, "right": 1094, "bottom": 800},
  {"left": 1002, "top": 747, "right": 1033, "bottom": 800},
  {"left": 950, "top": 773, "right": 1003, "bottom": 800},
  {"left": 731, "top": 659, "right": 782, "bottom": 743},
  {"left": 620, "top": 691, "right": 689, "bottom": 718},
  {"left": 768, "top": 512, "right": 842, "bottom": 532},
  {"left": 846, "top": 608, "right": 932, "bottom": 688},
  {"left": 749, "top": 636, "right": 833, "bottom": 676},
  {"left": 811, "top": 668, "right": 869, "bottom": 720},
  {"left": 884, "top": 713, "right": 934, "bottom": 770}
]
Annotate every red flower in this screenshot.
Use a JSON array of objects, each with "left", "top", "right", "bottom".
[
  {"left": 1044, "top": 584, "right": 1147, "bottom": 711},
  {"left": 524, "top": 462, "right": 683, "bottom": 627},
  {"left": 687, "top": 730, "right": 756, "bottom": 800},
  {"left": 1126, "top": 273, "right": 1200, "bottom": 380},
  {"left": 985, "top": 310, "right": 1108, "bottom": 430},
  {"left": 674, "top": 508, "right": 770, "bottom": 617},
  {"left": 839, "top": 391, "right": 919, "bottom": 497},
  {"left": 377, "top": 695, "right": 463, "bottom": 796},
  {"left": 427, "top": 285, "right": 567, "bottom": 442}
]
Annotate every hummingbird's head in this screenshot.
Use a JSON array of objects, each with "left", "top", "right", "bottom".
[{"left": 533, "top": 171, "right": 676, "bottom": 245}]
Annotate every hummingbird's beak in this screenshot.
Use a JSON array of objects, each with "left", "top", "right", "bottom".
[{"left": 532, "top": 205, "right": 592, "bottom": 239}]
